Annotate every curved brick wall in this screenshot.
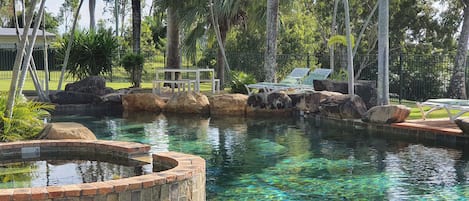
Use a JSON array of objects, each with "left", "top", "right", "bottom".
[{"left": 0, "top": 140, "right": 206, "bottom": 201}]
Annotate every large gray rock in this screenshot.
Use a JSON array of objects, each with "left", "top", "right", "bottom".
[
  {"left": 267, "top": 92, "right": 292, "bottom": 109},
  {"left": 314, "top": 80, "right": 377, "bottom": 109},
  {"left": 38, "top": 122, "right": 97, "bottom": 140},
  {"left": 49, "top": 91, "right": 102, "bottom": 104},
  {"left": 362, "top": 105, "right": 411, "bottom": 124},
  {"left": 319, "top": 94, "right": 368, "bottom": 119},
  {"left": 122, "top": 93, "right": 166, "bottom": 113},
  {"left": 165, "top": 91, "right": 210, "bottom": 114},
  {"left": 51, "top": 76, "right": 114, "bottom": 104},
  {"left": 209, "top": 94, "right": 248, "bottom": 115},
  {"left": 247, "top": 93, "right": 267, "bottom": 109},
  {"left": 455, "top": 119, "right": 469, "bottom": 135},
  {"left": 296, "top": 91, "right": 343, "bottom": 113},
  {"left": 65, "top": 76, "right": 113, "bottom": 95}
]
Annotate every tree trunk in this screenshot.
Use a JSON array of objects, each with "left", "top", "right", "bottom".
[
  {"left": 4, "top": 0, "right": 38, "bottom": 119},
  {"left": 377, "top": 0, "right": 390, "bottom": 105},
  {"left": 216, "top": 20, "right": 228, "bottom": 89},
  {"left": 57, "top": 0, "right": 84, "bottom": 90},
  {"left": 330, "top": 0, "right": 339, "bottom": 72},
  {"left": 17, "top": 0, "right": 48, "bottom": 101},
  {"left": 448, "top": 1, "right": 469, "bottom": 99},
  {"left": 89, "top": 0, "right": 96, "bottom": 31},
  {"left": 265, "top": 0, "right": 279, "bottom": 83},
  {"left": 131, "top": 0, "right": 142, "bottom": 87},
  {"left": 343, "top": 0, "right": 355, "bottom": 95},
  {"left": 166, "top": 6, "right": 179, "bottom": 69}
]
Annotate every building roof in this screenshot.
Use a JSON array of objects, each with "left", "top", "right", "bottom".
[{"left": 0, "top": 28, "right": 55, "bottom": 37}]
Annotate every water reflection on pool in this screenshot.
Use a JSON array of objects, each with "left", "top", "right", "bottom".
[{"left": 52, "top": 113, "right": 469, "bottom": 200}]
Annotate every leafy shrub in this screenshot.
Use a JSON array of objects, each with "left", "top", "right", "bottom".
[
  {"left": 56, "top": 29, "right": 119, "bottom": 80},
  {"left": 329, "top": 68, "right": 348, "bottom": 81},
  {"left": 0, "top": 93, "right": 54, "bottom": 142},
  {"left": 230, "top": 71, "right": 257, "bottom": 94},
  {"left": 121, "top": 53, "right": 145, "bottom": 87}
]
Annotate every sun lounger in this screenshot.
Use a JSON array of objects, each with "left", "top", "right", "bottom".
[
  {"left": 245, "top": 68, "right": 332, "bottom": 95},
  {"left": 416, "top": 98, "right": 469, "bottom": 122},
  {"left": 245, "top": 68, "right": 310, "bottom": 95}
]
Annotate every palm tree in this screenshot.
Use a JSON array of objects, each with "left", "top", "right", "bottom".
[
  {"left": 89, "top": 0, "right": 96, "bottom": 31},
  {"left": 131, "top": 0, "right": 142, "bottom": 87},
  {"left": 57, "top": 0, "right": 84, "bottom": 90},
  {"left": 265, "top": 0, "right": 279, "bottom": 83},
  {"left": 448, "top": 0, "right": 469, "bottom": 99},
  {"left": 179, "top": 0, "right": 251, "bottom": 89},
  {"left": 154, "top": 0, "right": 183, "bottom": 83}
]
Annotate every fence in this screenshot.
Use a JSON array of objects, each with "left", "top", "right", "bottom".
[{"left": 0, "top": 48, "right": 466, "bottom": 102}]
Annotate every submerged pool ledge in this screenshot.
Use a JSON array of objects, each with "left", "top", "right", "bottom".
[
  {"left": 308, "top": 115, "right": 469, "bottom": 146},
  {"left": 0, "top": 140, "right": 206, "bottom": 201}
]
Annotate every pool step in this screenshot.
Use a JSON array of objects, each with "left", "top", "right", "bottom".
[{"left": 132, "top": 155, "right": 152, "bottom": 163}]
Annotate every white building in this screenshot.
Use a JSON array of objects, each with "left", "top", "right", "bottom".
[{"left": 0, "top": 28, "right": 56, "bottom": 49}]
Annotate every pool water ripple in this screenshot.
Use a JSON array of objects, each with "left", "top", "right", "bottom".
[{"left": 52, "top": 113, "right": 469, "bottom": 200}]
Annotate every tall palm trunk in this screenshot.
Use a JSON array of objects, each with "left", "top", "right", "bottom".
[
  {"left": 131, "top": 0, "right": 142, "bottom": 87},
  {"left": 448, "top": 0, "right": 469, "bottom": 99},
  {"left": 57, "top": 0, "right": 84, "bottom": 90},
  {"left": 4, "top": 0, "right": 38, "bottom": 119},
  {"left": 165, "top": 5, "right": 180, "bottom": 82},
  {"left": 216, "top": 20, "right": 229, "bottom": 89},
  {"left": 377, "top": 0, "right": 390, "bottom": 104},
  {"left": 265, "top": 0, "right": 279, "bottom": 83},
  {"left": 89, "top": 0, "right": 96, "bottom": 31}
]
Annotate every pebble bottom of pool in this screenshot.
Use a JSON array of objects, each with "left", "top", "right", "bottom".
[{"left": 52, "top": 113, "right": 469, "bottom": 200}]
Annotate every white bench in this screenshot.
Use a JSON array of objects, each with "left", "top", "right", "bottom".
[
  {"left": 152, "top": 79, "right": 194, "bottom": 94},
  {"left": 199, "top": 79, "right": 220, "bottom": 93}
]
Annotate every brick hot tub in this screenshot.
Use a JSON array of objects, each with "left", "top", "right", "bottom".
[{"left": 0, "top": 140, "right": 206, "bottom": 201}]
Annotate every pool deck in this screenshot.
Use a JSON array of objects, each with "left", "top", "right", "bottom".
[{"left": 394, "top": 118, "right": 463, "bottom": 136}]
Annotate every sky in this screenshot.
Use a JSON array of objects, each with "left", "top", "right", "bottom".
[{"left": 44, "top": 0, "right": 152, "bottom": 34}]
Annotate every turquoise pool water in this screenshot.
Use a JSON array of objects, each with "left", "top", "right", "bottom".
[
  {"left": 0, "top": 159, "right": 148, "bottom": 188},
  {"left": 52, "top": 113, "right": 469, "bottom": 200}
]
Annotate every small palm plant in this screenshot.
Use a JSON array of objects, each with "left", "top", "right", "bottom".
[
  {"left": 56, "top": 29, "right": 119, "bottom": 80},
  {"left": 121, "top": 53, "right": 145, "bottom": 87},
  {"left": 0, "top": 93, "right": 54, "bottom": 141}
]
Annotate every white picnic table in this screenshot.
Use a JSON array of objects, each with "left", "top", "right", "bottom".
[{"left": 152, "top": 68, "right": 219, "bottom": 94}]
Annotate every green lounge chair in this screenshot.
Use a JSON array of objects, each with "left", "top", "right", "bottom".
[{"left": 245, "top": 68, "right": 332, "bottom": 95}]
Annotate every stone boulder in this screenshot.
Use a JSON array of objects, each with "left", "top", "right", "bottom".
[
  {"left": 362, "top": 105, "right": 411, "bottom": 124},
  {"left": 49, "top": 91, "right": 102, "bottom": 104},
  {"left": 65, "top": 76, "right": 113, "bottom": 95},
  {"left": 209, "top": 94, "right": 248, "bottom": 115},
  {"left": 38, "top": 122, "right": 97, "bottom": 140},
  {"left": 122, "top": 93, "right": 166, "bottom": 113},
  {"left": 267, "top": 92, "right": 292, "bottom": 109},
  {"left": 165, "top": 92, "right": 210, "bottom": 114},
  {"left": 247, "top": 93, "right": 267, "bottom": 109},
  {"left": 319, "top": 94, "right": 368, "bottom": 119},
  {"left": 314, "top": 80, "right": 377, "bottom": 109},
  {"left": 455, "top": 119, "right": 469, "bottom": 135},
  {"left": 296, "top": 91, "right": 343, "bottom": 113},
  {"left": 51, "top": 76, "right": 115, "bottom": 104}
]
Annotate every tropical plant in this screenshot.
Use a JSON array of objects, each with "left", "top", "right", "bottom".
[
  {"left": 230, "top": 71, "right": 257, "bottom": 94},
  {"left": 0, "top": 92, "right": 54, "bottom": 142},
  {"left": 121, "top": 53, "right": 144, "bottom": 87},
  {"left": 55, "top": 28, "right": 119, "bottom": 80}
]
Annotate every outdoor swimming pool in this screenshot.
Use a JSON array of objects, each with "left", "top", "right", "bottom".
[{"left": 52, "top": 113, "right": 469, "bottom": 200}]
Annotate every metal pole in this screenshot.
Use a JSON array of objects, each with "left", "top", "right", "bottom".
[{"left": 399, "top": 53, "right": 403, "bottom": 104}]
